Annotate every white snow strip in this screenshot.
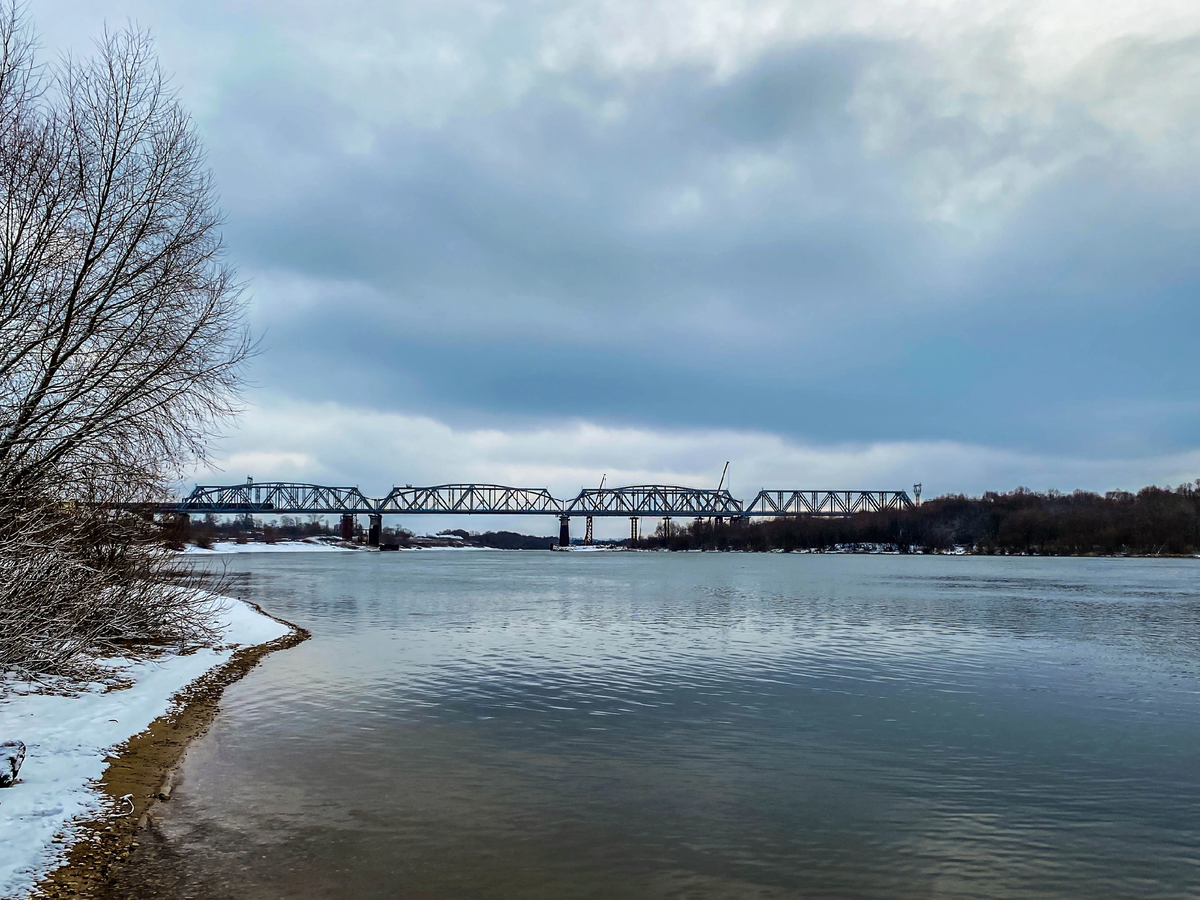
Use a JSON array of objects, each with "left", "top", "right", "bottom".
[
  {"left": 182, "top": 539, "right": 355, "bottom": 554},
  {"left": 0, "top": 598, "right": 290, "bottom": 898}
]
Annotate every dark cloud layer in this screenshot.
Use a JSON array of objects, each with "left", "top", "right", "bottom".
[
  {"left": 34, "top": 0, "right": 1200, "bottom": 484},
  {"left": 191, "top": 26, "right": 1200, "bottom": 460}
]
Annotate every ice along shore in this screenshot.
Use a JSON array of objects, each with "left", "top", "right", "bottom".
[{"left": 0, "top": 597, "right": 309, "bottom": 899}]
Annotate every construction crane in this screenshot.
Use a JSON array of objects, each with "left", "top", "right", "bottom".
[
  {"left": 584, "top": 474, "right": 605, "bottom": 545},
  {"left": 715, "top": 462, "right": 730, "bottom": 526}
]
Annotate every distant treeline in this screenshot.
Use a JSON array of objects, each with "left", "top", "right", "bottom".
[
  {"left": 170, "top": 516, "right": 559, "bottom": 551},
  {"left": 168, "top": 514, "right": 340, "bottom": 549},
  {"left": 635, "top": 484, "right": 1200, "bottom": 555},
  {"left": 437, "top": 529, "right": 556, "bottom": 550}
]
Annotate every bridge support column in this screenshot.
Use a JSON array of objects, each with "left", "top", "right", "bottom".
[
  {"left": 368, "top": 514, "right": 382, "bottom": 548},
  {"left": 558, "top": 515, "right": 571, "bottom": 548},
  {"left": 340, "top": 514, "right": 354, "bottom": 542},
  {"left": 584, "top": 516, "right": 594, "bottom": 545},
  {"left": 662, "top": 517, "right": 671, "bottom": 540},
  {"left": 629, "top": 517, "right": 639, "bottom": 541}
]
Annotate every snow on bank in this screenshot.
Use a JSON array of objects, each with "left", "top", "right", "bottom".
[
  {"left": 0, "top": 598, "right": 289, "bottom": 898},
  {"left": 183, "top": 539, "right": 356, "bottom": 554}
]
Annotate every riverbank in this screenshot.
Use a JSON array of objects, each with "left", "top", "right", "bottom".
[{"left": 0, "top": 598, "right": 307, "bottom": 899}]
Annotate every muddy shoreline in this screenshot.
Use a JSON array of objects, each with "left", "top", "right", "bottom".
[{"left": 31, "top": 603, "right": 309, "bottom": 900}]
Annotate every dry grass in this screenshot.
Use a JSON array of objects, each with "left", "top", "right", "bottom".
[{"left": 0, "top": 500, "right": 221, "bottom": 677}]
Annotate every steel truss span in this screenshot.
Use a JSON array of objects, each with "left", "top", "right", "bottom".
[
  {"left": 379, "top": 484, "right": 561, "bottom": 515},
  {"left": 178, "top": 482, "right": 376, "bottom": 514},
  {"left": 745, "top": 490, "right": 913, "bottom": 517},
  {"left": 170, "top": 482, "right": 913, "bottom": 518},
  {"left": 565, "top": 485, "right": 743, "bottom": 517}
]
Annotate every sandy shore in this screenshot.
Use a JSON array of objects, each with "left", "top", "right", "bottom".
[{"left": 0, "top": 600, "right": 308, "bottom": 899}]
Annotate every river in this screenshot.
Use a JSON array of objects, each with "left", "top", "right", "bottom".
[{"left": 105, "top": 552, "right": 1200, "bottom": 899}]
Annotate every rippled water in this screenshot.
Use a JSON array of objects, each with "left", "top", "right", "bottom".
[{"left": 120, "top": 553, "right": 1200, "bottom": 899}]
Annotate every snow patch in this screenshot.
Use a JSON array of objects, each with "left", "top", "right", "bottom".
[
  {"left": 0, "top": 598, "right": 289, "bottom": 898},
  {"left": 183, "top": 539, "right": 355, "bottom": 554}
]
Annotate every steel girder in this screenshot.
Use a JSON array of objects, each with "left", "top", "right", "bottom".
[
  {"left": 565, "top": 485, "right": 743, "bottom": 517},
  {"left": 744, "top": 490, "right": 913, "bottom": 517},
  {"left": 178, "top": 482, "right": 375, "bottom": 514},
  {"left": 378, "top": 484, "right": 562, "bottom": 515}
]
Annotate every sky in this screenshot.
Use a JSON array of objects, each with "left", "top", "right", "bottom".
[{"left": 34, "top": 0, "right": 1200, "bottom": 532}]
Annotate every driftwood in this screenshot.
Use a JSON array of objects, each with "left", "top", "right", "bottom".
[{"left": 0, "top": 739, "right": 24, "bottom": 787}]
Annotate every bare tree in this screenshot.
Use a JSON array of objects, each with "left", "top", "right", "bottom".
[
  {"left": 0, "top": 4, "right": 249, "bottom": 674},
  {"left": 0, "top": 5, "right": 250, "bottom": 501}
]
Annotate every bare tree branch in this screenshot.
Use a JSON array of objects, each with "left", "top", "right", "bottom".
[
  {"left": 0, "top": 4, "right": 250, "bottom": 674},
  {"left": 0, "top": 16, "right": 250, "bottom": 498}
]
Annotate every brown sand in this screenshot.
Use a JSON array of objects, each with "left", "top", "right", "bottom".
[{"left": 31, "top": 603, "right": 309, "bottom": 899}]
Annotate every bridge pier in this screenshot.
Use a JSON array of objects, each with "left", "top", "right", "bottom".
[
  {"left": 629, "top": 517, "right": 639, "bottom": 541},
  {"left": 368, "top": 514, "right": 382, "bottom": 548},
  {"left": 340, "top": 514, "right": 354, "bottom": 542},
  {"left": 584, "top": 516, "right": 594, "bottom": 545},
  {"left": 558, "top": 515, "right": 570, "bottom": 548}
]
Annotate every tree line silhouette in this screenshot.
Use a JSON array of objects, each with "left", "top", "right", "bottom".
[{"left": 635, "top": 484, "right": 1200, "bottom": 555}]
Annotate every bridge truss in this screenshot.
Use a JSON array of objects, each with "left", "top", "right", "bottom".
[
  {"left": 564, "top": 486, "right": 743, "bottom": 517},
  {"left": 744, "top": 490, "right": 912, "bottom": 517},
  {"left": 171, "top": 482, "right": 912, "bottom": 519},
  {"left": 179, "top": 482, "right": 376, "bottom": 514},
  {"left": 379, "top": 484, "right": 561, "bottom": 515}
]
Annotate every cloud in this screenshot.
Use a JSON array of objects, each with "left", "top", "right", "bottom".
[{"left": 31, "top": 0, "right": 1200, "bottom": 488}]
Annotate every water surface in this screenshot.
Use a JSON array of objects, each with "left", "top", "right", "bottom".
[{"left": 116, "top": 553, "right": 1200, "bottom": 899}]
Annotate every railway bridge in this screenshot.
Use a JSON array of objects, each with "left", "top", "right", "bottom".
[{"left": 167, "top": 480, "right": 916, "bottom": 547}]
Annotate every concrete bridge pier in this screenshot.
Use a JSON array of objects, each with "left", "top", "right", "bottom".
[
  {"left": 629, "top": 517, "right": 639, "bottom": 541},
  {"left": 584, "top": 516, "right": 594, "bottom": 545},
  {"left": 558, "top": 515, "right": 571, "bottom": 548},
  {"left": 368, "top": 514, "right": 382, "bottom": 547},
  {"left": 340, "top": 514, "right": 354, "bottom": 542}
]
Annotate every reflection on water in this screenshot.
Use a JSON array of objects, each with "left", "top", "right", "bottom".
[{"left": 119, "top": 554, "right": 1200, "bottom": 899}]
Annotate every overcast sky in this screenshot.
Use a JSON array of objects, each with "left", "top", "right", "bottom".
[{"left": 35, "top": 0, "right": 1200, "bottom": 526}]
